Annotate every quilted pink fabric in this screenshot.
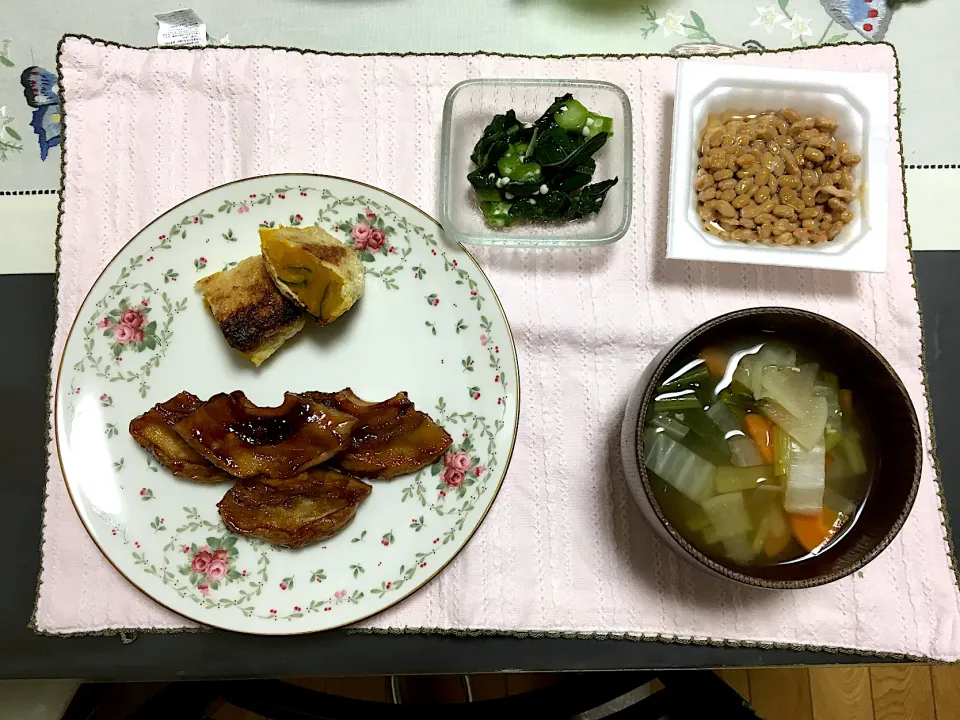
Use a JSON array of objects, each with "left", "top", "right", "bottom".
[{"left": 37, "top": 36, "right": 960, "bottom": 660}]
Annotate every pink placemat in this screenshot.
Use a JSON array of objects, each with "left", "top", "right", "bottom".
[{"left": 36, "top": 36, "right": 960, "bottom": 660}]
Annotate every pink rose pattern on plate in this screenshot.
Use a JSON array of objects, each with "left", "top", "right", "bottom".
[
  {"left": 351, "top": 221, "right": 372, "bottom": 249},
  {"left": 179, "top": 537, "right": 241, "bottom": 593},
  {"left": 76, "top": 183, "right": 512, "bottom": 625},
  {"left": 442, "top": 468, "right": 464, "bottom": 487},
  {"left": 100, "top": 298, "right": 157, "bottom": 357},
  {"left": 443, "top": 451, "right": 471, "bottom": 472},
  {"left": 76, "top": 256, "right": 190, "bottom": 399},
  {"left": 191, "top": 549, "right": 213, "bottom": 573},
  {"left": 338, "top": 209, "right": 396, "bottom": 272},
  {"left": 206, "top": 559, "right": 228, "bottom": 581}
]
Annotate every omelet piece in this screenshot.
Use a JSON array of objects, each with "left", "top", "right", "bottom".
[
  {"left": 195, "top": 255, "right": 306, "bottom": 366},
  {"left": 259, "top": 226, "right": 365, "bottom": 324}
]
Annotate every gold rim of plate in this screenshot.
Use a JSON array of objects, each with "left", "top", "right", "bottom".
[{"left": 52, "top": 173, "right": 522, "bottom": 635}]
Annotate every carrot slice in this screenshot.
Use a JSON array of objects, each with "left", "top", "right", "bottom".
[
  {"left": 839, "top": 389, "right": 854, "bottom": 416},
  {"left": 789, "top": 509, "right": 843, "bottom": 553},
  {"left": 744, "top": 413, "right": 774, "bottom": 465},
  {"left": 699, "top": 347, "right": 729, "bottom": 379}
]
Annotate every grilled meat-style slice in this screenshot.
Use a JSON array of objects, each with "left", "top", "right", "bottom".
[
  {"left": 174, "top": 391, "right": 357, "bottom": 480},
  {"left": 302, "top": 389, "right": 452, "bottom": 480},
  {"left": 218, "top": 468, "right": 372, "bottom": 548},
  {"left": 129, "top": 392, "right": 229, "bottom": 482}
]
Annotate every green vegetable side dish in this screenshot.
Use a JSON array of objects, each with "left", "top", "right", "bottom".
[
  {"left": 468, "top": 94, "right": 619, "bottom": 229},
  {"left": 644, "top": 338, "right": 874, "bottom": 568}
]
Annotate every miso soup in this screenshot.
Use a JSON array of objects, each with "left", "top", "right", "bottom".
[{"left": 643, "top": 337, "right": 875, "bottom": 567}]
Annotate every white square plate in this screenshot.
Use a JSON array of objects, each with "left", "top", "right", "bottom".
[{"left": 666, "top": 60, "right": 891, "bottom": 273}]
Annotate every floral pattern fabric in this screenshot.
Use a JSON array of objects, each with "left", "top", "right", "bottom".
[{"left": 0, "top": 0, "right": 932, "bottom": 189}]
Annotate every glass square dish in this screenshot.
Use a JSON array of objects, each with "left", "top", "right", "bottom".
[{"left": 440, "top": 79, "right": 633, "bottom": 248}]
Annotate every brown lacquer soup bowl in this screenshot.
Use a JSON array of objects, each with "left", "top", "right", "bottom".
[{"left": 620, "top": 307, "right": 921, "bottom": 589}]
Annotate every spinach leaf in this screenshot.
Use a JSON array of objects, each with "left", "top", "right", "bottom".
[
  {"left": 509, "top": 192, "right": 571, "bottom": 221},
  {"left": 568, "top": 178, "right": 618, "bottom": 218},
  {"left": 468, "top": 95, "right": 617, "bottom": 228},
  {"left": 575, "top": 157, "right": 597, "bottom": 175},
  {"left": 534, "top": 93, "right": 574, "bottom": 131},
  {"left": 467, "top": 167, "right": 498, "bottom": 191},
  {"left": 532, "top": 124, "right": 577, "bottom": 167},
  {"left": 541, "top": 131, "right": 609, "bottom": 170},
  {"left": 553, "top": 158, "right": 597, "bottom": 194},
  {"left": 470, "top": 110, "right": 520, "bottom": 168}
]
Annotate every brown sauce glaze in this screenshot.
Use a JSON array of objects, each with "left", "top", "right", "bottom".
[
  {"left": 303, "top": 389, "right": 452, "bottom": 480},
  {"left": 174, "top": 391, "right": 357, "bottom": 479}
]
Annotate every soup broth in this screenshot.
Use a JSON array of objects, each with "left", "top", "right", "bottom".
[{"left": 644, "top": 336, "right": 875, "bottom": 567}]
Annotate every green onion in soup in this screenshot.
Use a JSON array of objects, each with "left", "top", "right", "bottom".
[{"left": 644, "top": 339, "right": 873, "bottom": 566}]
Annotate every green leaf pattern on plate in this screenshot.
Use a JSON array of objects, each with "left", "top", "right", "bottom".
[{"left": 77, "top": 181, "right": 514, "bottom": 624}]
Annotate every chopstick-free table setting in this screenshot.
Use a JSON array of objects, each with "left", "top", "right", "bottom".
[
  {"left": 23, "top": 33, "right": 960, "bottom": 661},
  {"left": 5, "top": 0, "right": 960, "bottom": 684}
]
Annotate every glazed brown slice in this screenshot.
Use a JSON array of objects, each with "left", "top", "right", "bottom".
[
  {"left": 173, "top": 391, "right": 358, "bottom": 480},
  {"left": 218, "top": 468, "right": 372, "bottom": 549},
  {"left": 303, "top": 389, "right": 453, "bottom": 480},
  {"left": 129, "top": 392, "right": 228, "bottom": 482}
]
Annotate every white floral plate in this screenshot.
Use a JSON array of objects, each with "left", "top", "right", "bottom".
[{"left": 55, "top": 174, "right": 519, "bottom": 634}]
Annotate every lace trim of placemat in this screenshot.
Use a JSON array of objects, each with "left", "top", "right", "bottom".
[
  {"left": 348, "top": 627, "right": 951, "bottom": 664},
  {"left": 32, "top": 35, "right": 954, "bottom": 660}
]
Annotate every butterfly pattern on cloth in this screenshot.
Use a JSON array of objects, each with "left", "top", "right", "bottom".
[
  {"left": 20, "top": 66, "right": 61, "bottom": 161},
  {"left": 670, "top": 0, "right": 892, "bottom": 55},
  {"left": 819, "top": 0, "right": 890, "bottom": 41}
]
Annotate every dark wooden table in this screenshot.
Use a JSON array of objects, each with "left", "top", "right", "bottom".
[{"left": 4, "top": 253, "right": 958, "bottom": 680}]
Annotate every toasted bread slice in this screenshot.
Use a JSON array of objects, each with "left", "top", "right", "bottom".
[
  {"left": 259, "top": 226, "right": 365, "bottom": 324},
  {"left": 195, "top": 255, "right": 306, "bottom": 366}
]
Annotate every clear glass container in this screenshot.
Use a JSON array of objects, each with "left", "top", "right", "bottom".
[{"left": 440, "top": 78, "right": 633, "bottom": 248}]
